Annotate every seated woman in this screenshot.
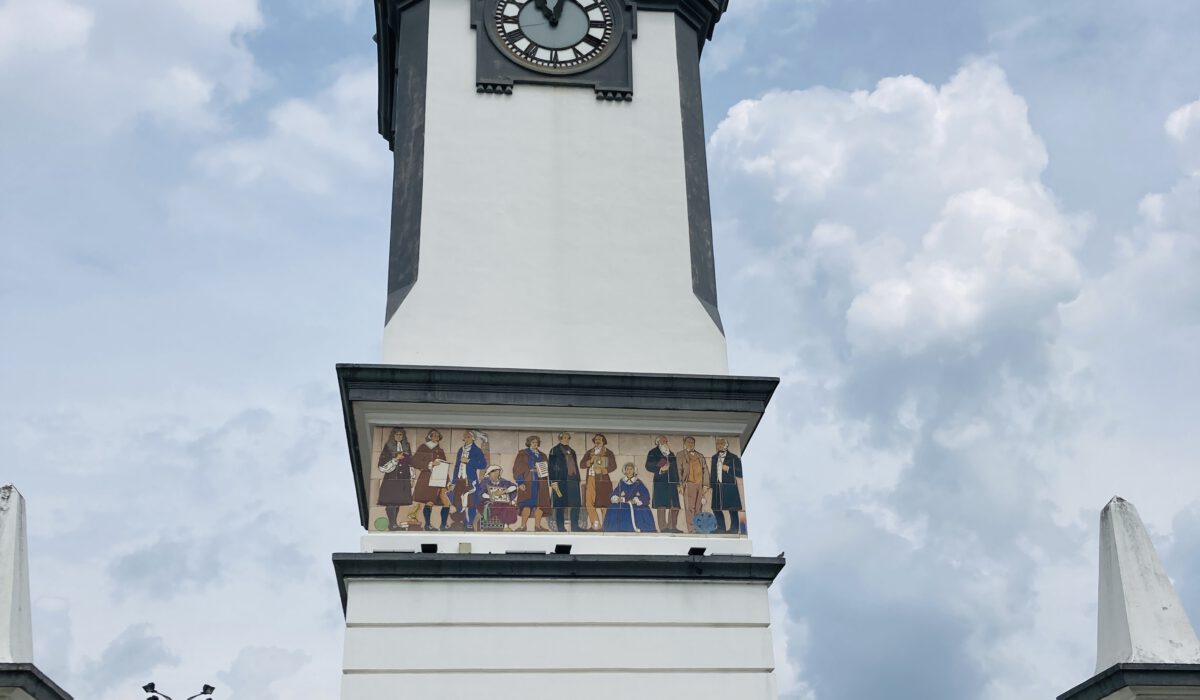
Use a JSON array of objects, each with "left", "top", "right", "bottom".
[
  {"left": 602, "top": 462, "right": 657, "bottom": 534},
  {"left": 476, "top": 465, "right": 519, "bottom": 530}
]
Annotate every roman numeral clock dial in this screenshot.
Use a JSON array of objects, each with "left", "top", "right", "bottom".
[{"left": 490, "top": 0, "right": 618, "bottom": 75}]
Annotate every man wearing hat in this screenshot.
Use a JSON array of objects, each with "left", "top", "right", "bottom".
[{"left": 476, "top": 465, "right": 519, "bottom": 530}]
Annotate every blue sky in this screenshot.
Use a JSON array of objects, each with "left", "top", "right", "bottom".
[{"left": 2, "top": 0, "right": 1199, "bottom": 698}]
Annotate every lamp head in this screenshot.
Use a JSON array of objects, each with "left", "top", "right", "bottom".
[
  {"left": 143, "top": 683, "right": 157, "bottom": 692},
  {"left": 202, "top": 685, "right": 215, "bottom": 695}
]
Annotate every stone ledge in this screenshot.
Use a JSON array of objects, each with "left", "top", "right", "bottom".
[
  {"left": 0, "top": 664, "right": 72, "bottom": 700},
  {"left": 333, "top": 552, "right": 785, "bottom": 612},
  {"left": 1059, "top": 663, "right": 1200, "bottom": 700}
]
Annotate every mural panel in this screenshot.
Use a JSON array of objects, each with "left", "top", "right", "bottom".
[{"left": 367, "top": 427, "right": 747, "bottom": 537}]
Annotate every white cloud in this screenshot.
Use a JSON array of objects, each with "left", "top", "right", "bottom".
[
  {"left": 1165, "top": 97, "right": 1200, "bottom": 170},
  {"left": 713, "top": 59, "right": 1103, "bottom": 696},
  {"left": 0, "top": 0, "right": 92, "bottom": 61},
  {"left": 1165, "top": 99, "right": 1200, "bottom": 144},
  {"left": 217, "top": 646, "right": 310, "bottom": 699},
  {"left": 195, "top": 65, "right": 384, "bottom": 195},
  {"left": 0, "top": 0, "right": 262, "bottom": 136},
  {"left": 847, "top": 181, "right": 1082, "bottom": 356}
]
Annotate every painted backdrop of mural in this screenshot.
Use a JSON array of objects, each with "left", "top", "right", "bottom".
[{"left": 368, "top": 428, "right": 748, "bottom": 536}]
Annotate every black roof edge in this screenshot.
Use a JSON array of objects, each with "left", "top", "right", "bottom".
[
  {"left": 1058, "top": 663, "right": 1200, "bottom": 700},
  {"left": 0, "top": 663, "right": 73, "bottom": 700},
  {"left": 332, "top": 552, "right": 785, "bottom": 612}
]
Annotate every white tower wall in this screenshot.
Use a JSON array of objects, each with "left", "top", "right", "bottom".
[
  {"left": 382, "top": 2, "right": 728, "bottom": 375},
  {"left": 340, "top": 577, "right": 777, "bottom": 698}
]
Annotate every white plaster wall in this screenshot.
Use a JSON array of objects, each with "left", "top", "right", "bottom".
[
  {"left": 382, "top": 1, "right": 729, "bottom": 375},
  {"left": 343, "top": 672, "right": 776, "bottom": 698},
  {"left": 345, "top": 578, "right": 772, "bottom": 625},
  {"left": 340, "top": 578, "right": 778, "bottom": 699}
]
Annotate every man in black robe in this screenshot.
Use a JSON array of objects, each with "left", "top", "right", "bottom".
[
  {"left": 644, "top": 435, "right": 681, "bottom": 533},
  {"left": 547, "top": 432, "right": 582, "bottom": 532},
  {"left": 709, "top": 438, "right": 744, "bottom": 534}
]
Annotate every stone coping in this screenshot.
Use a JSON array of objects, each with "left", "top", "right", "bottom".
[
  {"left": 0, "top": 663, "right": 72, "bottom": 700},
  {"left": 333, "top": 552, "right": 785, "bottom": 612},
  {"left": 1058, "top": 663, "right": 1200, "bottom": 700}
]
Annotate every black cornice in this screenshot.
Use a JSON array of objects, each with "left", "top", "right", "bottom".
[
  {"left": 0, "top": 664, "right": 73, "bottom": 700},
  {"left": 1058, "top": 664, "right": 1200, "bottom": 700},
  {"left": 334, "top": 552, "right": 785, "bottom": 611},
  {"left": 337, "top": 364, "right": 778, "bottom": 411}
]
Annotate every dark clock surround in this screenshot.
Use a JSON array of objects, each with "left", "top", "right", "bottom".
[
  {"left": 474, "top": 0, "right": 635, "bottom": 99},
  {"left": 372, "top": 0, "right": 729, "bottom": 331}
]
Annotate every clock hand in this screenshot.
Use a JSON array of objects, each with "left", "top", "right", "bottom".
[
  {"left": 532, "top": 0, "right": 555, "bottom": 22},
  {"left": 550, "top": 0, "right": 565, "bottom": 25}
]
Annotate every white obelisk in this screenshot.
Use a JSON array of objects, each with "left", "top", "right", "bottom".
[
  {"left": 1097, "top": 496, "right": 1200, "bottom": 670},
  {"left": 0, "top": 485, "right": 32, "bottom": 665},
  {"left": 1059, "top": 496, "right": 1200, "bottom": 700}
]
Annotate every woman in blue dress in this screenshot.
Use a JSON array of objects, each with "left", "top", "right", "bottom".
[{"left": 602, "top": 463, "right": 657, "bottom": 533}]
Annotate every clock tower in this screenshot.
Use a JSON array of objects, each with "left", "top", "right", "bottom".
[
  {"left": 332, "top": 1, "right": 784, "bottom": 697},
  {"left": 374, "top": 0, "right": 728, "bottom": 374}
]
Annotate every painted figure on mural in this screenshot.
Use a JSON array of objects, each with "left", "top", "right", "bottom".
[
  {"left": 377, "top": 427, "right": 415, "bottom": 530},
  {"left": 710, "top": 438, "right": 744, "bottom": 534},
  {"left": 451, "top": 430, "right": 487, "bottom": 531},
  {"left": 476, "top": 465, "right": 519, "bottom": 530},
  {"left": 678, "top": 436, "right": 710, "bottom": 534},
  {"left": 411, "top": 429, "right": 452, "bottom": 531},
  {"left": 513, "top": 435, "right": 551, "bottom": 532},
  {"left": 580, "top": 433, "right": 617, "bottom": 531},
  {"left": 603, "top": 462, "right": 657, "bottom": 533},
  {"left": 547, "top": 432, "right": 582, "bottom": 532},
  {"left": 645, "top": 435, "right": 682, "bottom": 533}
]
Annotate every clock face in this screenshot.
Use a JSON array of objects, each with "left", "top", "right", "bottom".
[{"left": 490, "top": 0, "right": 619, "bottom": 75}]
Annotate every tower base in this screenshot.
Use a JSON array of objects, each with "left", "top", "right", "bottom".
[
  {"left": 334, "top": 552, "right": 784, "bottom": 699},
  {"left": 1059, "top": 664, "right": 1200, "bottom": 700},
  {"left": 0, "top": 664, "right": 72, "bottom": 700}
]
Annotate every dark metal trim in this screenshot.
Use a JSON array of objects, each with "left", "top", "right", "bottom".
[
  {"left": 472, "top": 0, "right": 636, "bottom": 98},
  {"left": 379, "top": 0, "right": 431, "bottom": 324},
  {"left": 338, "top": 364, "right": 777, "bottom": 409},
  {"left": 333, "top": 552, "right": 786, "bottom": 612},
  {"left": 1058, "top": 663, "right": 1200, "bottom": 700},
  {"left": 0, "top": 664, "right": 73, "bottom": 700},
  {"left": 674, "top": 14, "right": 721, "bottom": 334},
  {"left": 337, "top": 364, "right": 778, "bottom": 527}
]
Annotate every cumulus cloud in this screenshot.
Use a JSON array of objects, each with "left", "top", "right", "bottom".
[
  {"left": 195, "top": 65, "right": 384, "bottom": 195},
  {"left": 78, "top": 624, "right": 180, "bottom": 694},
  {"left": 217, "top": 645, "right": 310, "bottom": 700},
  {"left": 712, "top": 60, "right": 1099, "bottom": 697},
  {"left": 0, "top": 0, "right": 261, "bottom": 135},
  {"left": 0, "top": 0, "right": 92, "bottom": 61},
  {"left": 1166, "top": 97, "right": 1200, "bottom": 169}
]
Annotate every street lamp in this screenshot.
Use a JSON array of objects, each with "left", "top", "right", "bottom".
[{"left": 141, "top": 681, "right": 216, "bottom": 700}]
